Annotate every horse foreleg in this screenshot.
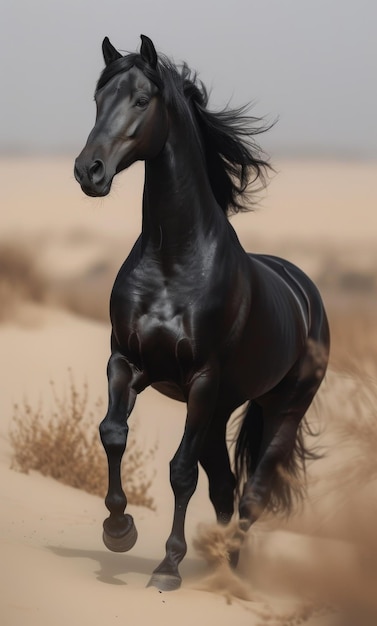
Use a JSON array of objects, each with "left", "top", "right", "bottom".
[
  {"left": 99, "top": 352, "right": 140, "bottom": 552},
  {"left": 148, "top": 370, "right": 219, "bottom": 591}
]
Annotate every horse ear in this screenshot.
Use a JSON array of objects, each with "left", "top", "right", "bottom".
[
  {"left": 102, "top": 37, "right": 122, "bottom": 66},
  {"left": 140, "top": 34, "right": 158, "bottom": 69}
]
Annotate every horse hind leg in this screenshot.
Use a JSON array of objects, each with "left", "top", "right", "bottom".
[
  {"left": 198, "top": 415, "right": 240, "bottom": 566},
  {"left": 237, "top": 339, "right": 328, "bottom": 528},
  {"left": 199, "top": 415, "right": 236, "bottom": 525},
  {"left": 238, "top": 410, "right": 304, "bottom": 525}
]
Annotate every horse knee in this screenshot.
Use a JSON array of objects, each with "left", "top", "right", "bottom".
[
  {"left": 238, "top": 478, "right": 268, "bottom": 522},
  {"left": 99, "top": 417, "right": 128, "bottom": 453}
]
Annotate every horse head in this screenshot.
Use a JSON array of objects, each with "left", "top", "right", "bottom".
[{"left": 74, "top": 35, "right": 169, "bottom": 197}]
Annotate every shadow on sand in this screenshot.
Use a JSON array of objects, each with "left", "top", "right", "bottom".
[{"left": 47, "top": 544, "right": 207, "bottom": 587}]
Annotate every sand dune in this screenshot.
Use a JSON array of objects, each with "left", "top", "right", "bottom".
[{"left": 1, "top": 157, "right": 377, "bottom": 625}]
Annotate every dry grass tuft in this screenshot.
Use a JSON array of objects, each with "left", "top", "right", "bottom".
[{"left": 9, "top": 372, "right": 156, "bottom": 510}]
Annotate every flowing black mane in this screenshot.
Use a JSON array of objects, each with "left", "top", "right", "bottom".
[{"left": 96, "top": 52, "right": 272, "bottom": 215}]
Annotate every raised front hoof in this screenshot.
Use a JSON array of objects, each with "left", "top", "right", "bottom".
[
  {"left": 102, "top": 514, "right": 138, "bottom": 553},
  {"left": 147, "top": 573, "right": 182, "bottom": 591}
]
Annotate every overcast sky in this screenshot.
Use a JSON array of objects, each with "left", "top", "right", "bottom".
[{"left": 1, "top": 0, "right": 376, "bottom": 158}]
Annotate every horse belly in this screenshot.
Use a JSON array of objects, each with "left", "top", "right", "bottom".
[{"left": 151, "top": 381, "right": 186, "bottom": 402}]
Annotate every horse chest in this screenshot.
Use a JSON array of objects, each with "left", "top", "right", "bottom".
[{"left": 112, "top": 282, "right": 201, "bottom": 380}]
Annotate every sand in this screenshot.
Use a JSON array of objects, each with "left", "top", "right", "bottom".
[{"left": 1, "top": 156, "right": 377, "bottom": 625}]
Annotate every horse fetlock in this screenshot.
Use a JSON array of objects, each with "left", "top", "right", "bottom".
[
  {"left": 210, "top": 481, "right": 235, "bottom": 521},
  {"left": 165, "top": 533, "right": 187, "bottom": 563},
  {"left": 104, "top": 490, "right": 127, "bottom": 516},
  {"left": 238, "top": 494, "right": 264, "bottom": 524},
  {"left": 151, "top": 550, "right": 184, "bottom": 584},
  {"left": 216, "top": 510, "right": 234, "bottom": 525}
]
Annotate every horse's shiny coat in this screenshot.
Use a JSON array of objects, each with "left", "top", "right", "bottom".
[{"left": 75, "top": 35, "right": 330, "bottom": 590}]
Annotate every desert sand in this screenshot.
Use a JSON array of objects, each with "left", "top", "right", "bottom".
[{"left": 1, "top": 156, "right": 377, "bottom": 625}]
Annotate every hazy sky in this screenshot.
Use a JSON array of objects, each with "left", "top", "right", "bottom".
[{"left": 1, "top": 0, "right": 376, "bottom": 157}]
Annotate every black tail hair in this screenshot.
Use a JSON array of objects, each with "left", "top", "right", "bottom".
[{"left": 234, "top": 401, "right": 319, "bottom": 516}]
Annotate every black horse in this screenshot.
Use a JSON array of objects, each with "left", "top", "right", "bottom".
[{"left": 74, "top": 35, "right": 330, "bottom": 591}]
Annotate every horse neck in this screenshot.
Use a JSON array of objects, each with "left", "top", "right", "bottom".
[{"left": 141, "top": 109, "right": 224, "bottom": 259}]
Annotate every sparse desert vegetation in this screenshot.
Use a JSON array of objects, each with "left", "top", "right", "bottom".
[
  {"left": 1, "top": 236, "right": 155, "bottom": 511},
  {"left": 10, "top": 372, "right": 157, "bottom": 510}
]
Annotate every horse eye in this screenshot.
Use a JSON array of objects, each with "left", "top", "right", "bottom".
[{"left": 135, "top": 97, "right": 150, "bottom": 108}]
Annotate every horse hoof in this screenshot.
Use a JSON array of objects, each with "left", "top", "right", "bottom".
[
  {"left": 147, "top": 573, "right": 182, "bottom": 591},
  {"left": 102, "top": 514, "right": 138, "bottom": 552}
]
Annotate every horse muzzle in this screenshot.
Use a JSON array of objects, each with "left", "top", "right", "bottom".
[{"left": 74, "top": 157, "right": 112, "bottom": 197}]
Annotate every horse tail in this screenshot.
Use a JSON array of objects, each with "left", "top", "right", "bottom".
[
  {"left": 234, "top": 400, "right": 264, "bottom": 495},
  {"left": 234, "top": 401, "right": 318, "bottom": 516}
]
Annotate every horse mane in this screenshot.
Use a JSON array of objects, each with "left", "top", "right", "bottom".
[{"left": 96, "top": 52, "right": 273, "bottom": 216}]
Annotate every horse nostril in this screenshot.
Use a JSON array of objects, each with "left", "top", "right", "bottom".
[{"left": 88, "top": 159, "right": 105, "bottom": 184}]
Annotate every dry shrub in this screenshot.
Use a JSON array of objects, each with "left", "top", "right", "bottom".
[
  {"left": 0, "top": 239, "right": 47, "bottom": 319},
  {"left": 10, "top": 372, "right": 156, "bottom": 510}
]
